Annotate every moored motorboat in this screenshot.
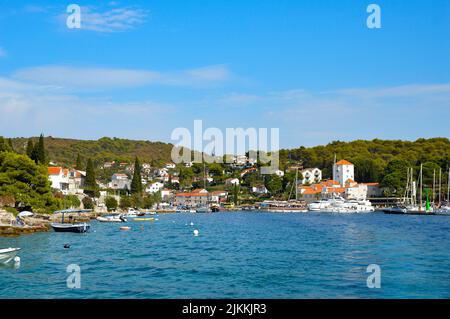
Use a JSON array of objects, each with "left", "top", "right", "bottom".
[
  {"left": 96, "top": 215, "right": 127, "bottom": 223},
  {"left": 123, "top": 208, "right": 139, "bottom": 218},
  {"left": 383, "top": 205, "right": 408, "bottom": 214},
  {"left": 0, "top": 248, "right": 21, "bottom": 264},
  {"left": 51, "top": 223, "right": 90, "bottom": 233},
  {"left": 50, "top": 209, "right": 92, "bottom": 233}
]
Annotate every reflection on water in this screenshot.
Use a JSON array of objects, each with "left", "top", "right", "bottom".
[{"left": 1, "top": 212, "right": 450, "bottom": 298}]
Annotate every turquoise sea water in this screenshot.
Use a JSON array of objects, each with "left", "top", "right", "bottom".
[{"left": 1, "top": 212, "right": 450, "bottom": 299}]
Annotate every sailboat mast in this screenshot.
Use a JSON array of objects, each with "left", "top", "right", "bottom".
[
  {"left": 403, "top": 167, "right": 409, "bottom": 204},
  {"left": 439, "top": 168, "right": 442, "bottom": 204},
  {"left": 433, "top": 170, "right": 436, "bottom": 204},
  {"left": 419, "top": 164, "right": 423, "bottom": 210},
  {"left": 295, "top": 167, "right": 298, "bottom": 201},
  {"left": 448, "top": 167, "right": 450, "bottom": 202}
]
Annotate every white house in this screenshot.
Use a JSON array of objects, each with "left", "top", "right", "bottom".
[
  {"left": 109, "top": 173, "right": 131, "bottom": 190},
  {"left": 48, "top": 167, "right": 69, "bottom": 193},
  {"left": 48, "top": 167, "right": 86, "bottom": 195},
  {"left": 225, "top": 178, "right": 240, "bottom": 186},
  {"left": 251, "top": 185, "right": 269, "bottom": 194},
  {"left": 146, "top": 182, "right": 164, "bottom": 194},
  {"left": 333, "top": 160, "right": 355, "bottom": 186},
  {"left": 301, "top": 168, "right": 322, "bottom": 185}
]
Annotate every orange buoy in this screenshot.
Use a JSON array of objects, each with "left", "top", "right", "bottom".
[{"left": 120, "top": 226, "right": 131, "bottom": 231}]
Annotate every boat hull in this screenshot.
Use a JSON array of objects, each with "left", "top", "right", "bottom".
[
  {"left": 51, "top": 223, "right": 90, "bottom": 233},
  {"left": 96, "top": 216, "right": 126, "bottom": 223},
  {"left": 0, "top": 248, "right": 21, "bottom": 264}
]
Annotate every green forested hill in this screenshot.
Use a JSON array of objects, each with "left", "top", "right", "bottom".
[
  {"left": 10, "top": 136, "right": 175, "bottom": 167},
  {"left": 280, "top": 138, "right": 450, "bottom": 194},
  {"left": 7, "top": 136, "right": 450, "bottom": 195}
]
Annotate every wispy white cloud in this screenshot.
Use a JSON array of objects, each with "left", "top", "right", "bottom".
[
  {"left": 58, "top": 5, "right": 148, "bottom": 33},
  {"left": 0, "top": 75, "right": 173, "bottom": 140},
  {"left": 12, "top": 64, "right": 232, "bottom": 90}
]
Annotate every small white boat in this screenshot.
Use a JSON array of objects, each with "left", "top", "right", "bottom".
[
  {"left": 0, "top": 248, "right": 21, "bottom": 264},
  {"left": 96, "top": 215, "right": 127, "bottom": 223},
  {"left": 123, "top": 208, "right": 139, "bottom": 218}
]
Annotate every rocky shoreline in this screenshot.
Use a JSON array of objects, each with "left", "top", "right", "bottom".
[{"left": 0, "top": 209, "right": 99, "bottom": 237}]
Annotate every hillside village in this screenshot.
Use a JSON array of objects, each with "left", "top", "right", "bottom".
[
  {"left": 2, "top": 136, "right": 448, "bottom": 214},
  {"left": 47, "top": 155, "right": 382, "bottom": 211}
]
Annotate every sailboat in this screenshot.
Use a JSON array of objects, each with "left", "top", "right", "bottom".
[
  {"left": 407, "top": 164, "right": 435, "bottom": 215},
  {"left": 436, "top": 167, "right": 450, "bottom": 214},
  {"left": 196, "top": 162, "right": 211, "bottom": 213},
  {"left": 384, "top": 167, "right": 418, "bottom": 214}
]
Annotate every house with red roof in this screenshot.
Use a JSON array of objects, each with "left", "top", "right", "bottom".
[{"left": 48, "top": 167, "right": 86, "bottom": 195}]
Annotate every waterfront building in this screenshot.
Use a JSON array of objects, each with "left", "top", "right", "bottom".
[
  {"left": 175, "top": 189, "right": 209, "bottom": 207},
  {"left": 333, "top": 160, "right": 354, "bottom": 187},
  {"left": 362, "top": 183, "right": 382, "bottom": 197},
  {"left": 210, "top": 191, "right": 228, "bottom": 203}
]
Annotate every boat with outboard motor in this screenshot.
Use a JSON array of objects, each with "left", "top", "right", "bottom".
[
  {"left": 0, "top": 248, "right": 21, "bottom": 264},
  {"left": 50, "top": 209, "right": 91, "bottom": 233}
]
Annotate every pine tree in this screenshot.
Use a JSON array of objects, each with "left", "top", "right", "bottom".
[
  {"left": 84, "top": 158, "right": 98, "bottom": 197},
  {"left": 26, "top": 138, "right": 34, "bottom": 158},
  {"left": 7, "top": 139, "right": 15, "bottom": 152},
  {"left": 233, "top": 184, "right": 239, "bottom": 205},
  {"left": 130, "top": 156, "right": 143, "bottom": 195},
  {"left": 75, "top": 154, "right": 83, "bottom": 170},
  {"left": 32, "top": 134, "right": 46, "bottom": 164}
]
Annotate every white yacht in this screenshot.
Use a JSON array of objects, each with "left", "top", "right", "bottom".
[
  {"left": 308, "top": 197, "right": 374, "bottom": 213},
  {"left": 308, "top": 199, "right": 335, "bottom": 211}
]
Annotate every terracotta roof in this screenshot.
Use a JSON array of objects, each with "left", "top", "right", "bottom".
[
  {"left": 326, "top": 187, "right": 346, "bottom": 193},
  {"left": 335, "top": 160, "right": 353, "bottom": 166},
  {"left": 211, "top": 191, "right": 227, "bottom": 195},
  {"left": 176, "top": 192, "right": 208, "bottom": 197},
  {"left": 48, "top": 167, "right": 62, "bottom": 175},
  {"left": 320, "top": 180, "right": 340, "bottom": 187},
  {"left": 302, "top": 187, "right": 321, "bottom": 195},
  {"left": 191, "top": 189, "right": 207, "bottom": 193},
  {"left": 362, "top": 182, "right": 379, "bottom": 186}
]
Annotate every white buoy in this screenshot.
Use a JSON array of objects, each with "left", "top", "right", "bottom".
[
  {"left": 193, "top": 229, "right": 199, "bottom": 237},
  {"left": 190, "top": 222, "right": 194, "bottom": 226},
  {"left": 13, "top": 256, "right": 21, "bottom": 269}
]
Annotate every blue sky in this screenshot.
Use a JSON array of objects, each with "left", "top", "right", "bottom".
[{"left": 0, "top": 0, "right": 449, "bottom": 150}]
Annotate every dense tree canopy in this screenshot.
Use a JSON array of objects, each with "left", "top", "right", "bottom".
[{"left": 0, "top": 151, "right": 60, "bottom": 213}]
